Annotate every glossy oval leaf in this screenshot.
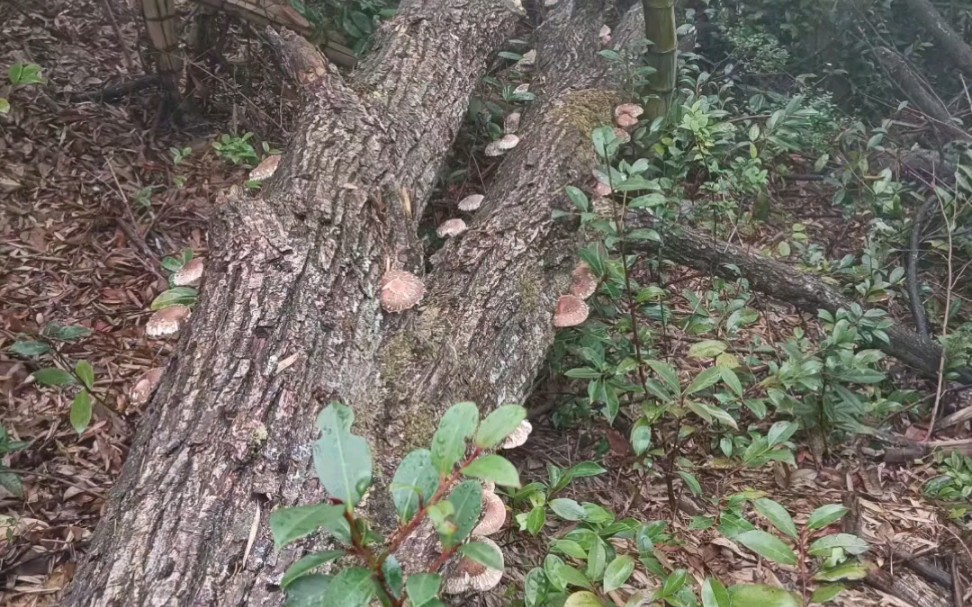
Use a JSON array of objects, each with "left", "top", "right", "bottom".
[
  {"left": 406, "top": 573, "right": 441, "bottom": 607},
  {"left": 806, "top": 504, "right": 849, "bottom": 531},
  {"left": 701, "top": 577, "right": 731, "bottom": 607},
  {"left": 809, "top": 533, "right": 868, "bottom": 557},
  {"left": 524, "top": 568, "right": 547, "bottom": 607},
  {"left": 150, "top": 286, "right": 198, "bottom": 310},
  {"left": 564, "top": 591, "right": 603, "bottom": 607},
  {"left": 70, "top": 391, "right": 92, "bottom": 434},
  {"left": 602, "top": 555, "right": 635, "bottom": 593},
  {"left": 735, "top": 530, "right": 797, "bottom": 566},
  {"left": 33, "top": 368, "right": 76, "bottom": 387},
  {"left": 313, "top": 404, "right": 372, "bottom": 510},
  {"left": 281, "top": 551, "right": 345, "bottom": 588},
  {"left": 284, "top": 574, "right": 332, "bottom": 607},
  {"left": 461, "top": 454, "right": 520, "bottom": 487},
  {"left": 443, "top": 480, "right": 482, "bottom": 547},
  {"left": 460, "top": 540, "right": 504, "bottom": 570},
  {"left": 549, "top": 498, "right": 587, "bottom": 521},
  {"left": 75, "top": 360, "right": 95, "bottom": 390},
  {"left": 270, "top": 503, "right": 346, "bottom": 549},
  {"left": 686, "top": 366, "right": 723, "bottom": 395},
  {"left": 688, "top": 340, "right": 728, "bottom": 359},
  {"left": 321, "top": 567, "right": 375, "bottom": 607},
  {"left": 431, "top": 402, "right": 479, "bottom": 474},
  {"left": 390, "top": 449, "right": 439, "bottom": 523},
  {"left": 753, "top": 498, "right": 798, "bottom": 539},
  {"left": 382, "top": 555, "right": 403, "bottom": 599},
  {"left": 474, "top": 404, "right": 527, "bottom": 448},
  {"left": 9, "top": 340, "right": 51, "bottom": 358},
  {"left": 728, "top": 584, "right": 800, "bottom": 607}
]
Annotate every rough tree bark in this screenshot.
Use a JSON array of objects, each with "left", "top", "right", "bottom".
[
  {"left": 64, "top": 0, "right": 642, "bottom": 605},
  {"left": 902, "top": 0, "right": 972, "bottom": 79}
]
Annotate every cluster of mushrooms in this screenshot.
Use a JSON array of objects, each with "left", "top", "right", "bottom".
[{"left": 441, "top": 418, "right": 533, "bottom": 594}]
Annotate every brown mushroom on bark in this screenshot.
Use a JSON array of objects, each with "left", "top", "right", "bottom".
[
  {"left": 472, "top": 489, "right": 507, "bottom": 536},
  {"left": 458, "top": 194, "right": 485, "bottom": 212},
  {"left": 552, "top": 295, "right": 589, "bottom": 328},
  {"left": 129, "top": 367, "right": 165, "bottom": 407},
  {"left": 248, "top": 155, "right": 281, "bottom": 182},
  {"left": 172, "top": 258, "right": 204, "bottom": 287},
  {"left": 569, "top": 262, "right": 598, "bottom": 299},
  {"left": 442, "top": 536, "right": 504, "bottom": 595},
  {"left": 437, "top": 218, "right": 468, "bottom": 238},
  {"left": 379, "top": 269, "right": 425, "bottom": 313},
  {"left": 485, "top": 134, "right": 520, "bottom": 157},
  {"left": 500, "top": 419, "right": 532, "bottom": 449},
  {"left": 145, "top": 305, "right": 192, "bottom": 338}
]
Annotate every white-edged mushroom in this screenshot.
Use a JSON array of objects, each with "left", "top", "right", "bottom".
[
  {"left": 599, "top": 24, "right": 612, "bottom": 45},
  {"left": 513, "top": 83, "right": 530, "bottom": 95},
  {"left": 437, "top": 218, "right": 468, "bottom": 238},
  {"left": 569, "top": 262, "right": 597, "bottom": 300},
  {"left": 615, "top": 113, "right": 639, "bottom": 129},
  {"left": 484, "top": 134, "right": 520, "bottom": 157},
  {"left": 472, "top": 490, "right": 507, "bottom": 536},
  {"left": 458, "top": 194, "right": 485, "bottom": 212},
  {"left": 594, "top": 181, "right": 612, "bottom": 198},
  {"left": 614, "top": 103, "right": 644, "bottom": 120},
  {"left": 552, "top": 295, "right": 589, "bottom": 328},
  {"left": 129, "top": 367, "right": 165, "bottom": 407},
  {"left": 172, "top": 258, "right": 204, "bottom": 287},
  {"left": 248, "top": 154, "right": 281, "bottom": 182},
  {"left": 504, "top": 112, "right": 521, "bottom": 135},
  {"left": 379, "top": 269, "right": 425, "bottom": 313},
  {"left": 500, "top": 419, "right": 532, "bottom": 449},
  {"left": 442, "top": 536, "right": 505, "bottom": 594},
  {"left": 145, "top": 304, "right": 192, "bottom": 338},
  {"left": 518, "top": 49, "right": 536, "bottom": 68}
]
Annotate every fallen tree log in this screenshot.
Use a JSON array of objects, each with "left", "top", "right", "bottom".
[
  {"left": 63, "top": 0, "right": 645, "bottom": 605},
  {"left": 627, "top": 215, "right": 972, "bottom": 384}
]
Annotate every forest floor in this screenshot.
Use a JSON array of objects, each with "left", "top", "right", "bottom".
[{"left": 1, "top": 1, "right": 969, "bottom": 606}]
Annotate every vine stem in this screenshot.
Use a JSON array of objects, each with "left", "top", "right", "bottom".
[{"left": 925, "top": 195, "right": 955, "bottom": 441}]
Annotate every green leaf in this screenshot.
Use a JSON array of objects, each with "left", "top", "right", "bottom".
[
  {"left": 8, "top": 340, "right": 51, "bottom": 358},
  {"left": 814, "top": 561, "right": 870, "bottom": 581},
  {"left": 321, "top": 567, "right": 375, "bottom": 607},
  {"left": 150, "top": 287, "right": 198, "bottom": 310},
  {"left": 549, "top": 498, "right": 587, "bottom": 521},
  {"left": 406, "top": 573, "right": 441, "bottom": 607},
  {"left": 390, "top": 449, "right": 439, "bottom": 523},
  {"left": 70, "top": 391, "right": 92, "bottom": 434},
  {"left": 460, "top": 540, "right": 504, "bottom": 570},
  {"left": 728, "top": 584, "right": 800, "bottom": 607},
  {"left": 430, "top": 402, "right": 479, "bottom": 474},
  {"left": 284, "top": 574, "right": 332, "bottom": 607},
  {"left": 0, "top": 98, "right": 9, "bottom": 114},
  {"left": 8, "top": 63, "right": 44, "bottom": 85},
  {"left": 753, "top": 498, "right": 798, "bottom": 539},
  {"left": 565, "top": 186, "right": 590, "bottom": 212},
  {"left": 677, "top": 470, "right": 702, "bottom": 496},
  {"left": 461, "top": 454, "right": 520, "bottom": 487},
  {"left": 602, "top": 555, "right": 634, "bottom": 593},
  {"left": 525, "top": 504, "right": 546, "bottom": 535},
  {"left": 659, "top": 569, "right": 688, "bottom": 596},
  {"left": 556, "top": 563, "right": 593, "bottom": 590},
  {"left": 809, "top": 533, "right": 868, "bottom": 557},
  {"left": 0, "top": 469, "right": 25, "bottom": 498},
  {"left": 586, "top": 538, "right": 607, "bottom": 581},
  {"left": 43, "top": 323, "right": 91, "bottom": 341},
  {"left": 647, "top": 360, "right": 681, "bottom": 394},
  {"left": 313, "top": 404, "right": 372, "bottom": 510},
  {"left": 734, "top": 530, "right": 797, "bottom": 566},
  {"left": 524, "top": 568, "right": 547, "bottom": 607},
  {"left": 443, "top": 480, "right": 482, "bottom": 547},
  {"left": 686, "top": 366, "right": 723, "bottom": 395},
  {"left": 806, "top": 504, "right": 849, "bottom": 531},
  {"left": 270, "top": 503, "right": 346, "bottom": 549},
  {"left": 719, "top": 367, "right": 743, "bottom": 397},
  {"left": 568, "top": 461, "right": 607, "bottom": 478},
  {"left": 564, "top": 591, "right": 603, "bottom": 607},
  {"left": 688, "top": 340, "right": 728, "bottom": 359},
  {"left": 382, "top": 555, "right": 404, "bottom": 599},
  {"left": 281, "top": 551, "right": 344, "bottom": 588},
  {"left": 553, "top": 539, "right": 587, "bottom": 559},
  {"left": 33, "top": 368, "right": 76, "bottom": 387},
  {"left": 474, "top": 405, "right": 527, "bottom": 448},
  {"left": 810, "top": 583, "right": 846, "bottom": 603},
  {"left": 75, "top": 360, "right": 95, "bottom": 390},
  {"left": 686, "top": 401, "right": 738, "bottom": 430},
  {"left": 701, "top": 577, "right": 731, "bottom": 607}
]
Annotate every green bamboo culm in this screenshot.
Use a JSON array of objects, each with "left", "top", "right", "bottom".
[{"left": 641, "top": 0, "right": 678, "bottom": 120}]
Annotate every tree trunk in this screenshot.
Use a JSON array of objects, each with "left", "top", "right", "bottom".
[
  {"left": 902, "top": 0, "right": 972, "bottom": 79},
  {"left": 63, "top": 1, "right": 642, "bottom": 605}
]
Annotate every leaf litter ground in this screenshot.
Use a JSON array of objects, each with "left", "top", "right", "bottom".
[{"left": 0, "top": 1, "right": 969, "bottom": 606}]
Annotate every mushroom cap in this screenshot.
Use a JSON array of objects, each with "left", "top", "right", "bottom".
[
  {"left": 248, "top": 155, "right": 281, "bottom": 182},
  {"left": 614, "top": 103, "right": 645, "bottom": 119},
  {"left": 458, "top": 194, "right": 485, "bottom": 212},
  {"left": 379, "top": 269, "right": 425, "bottom": 313},
  {"left": 594, "top": 181, "right": 612, "bottom": 198},
  {"left": 615, "top": 113, "right": 639, "bottom": 129},
  {"left": 146, "top": 304, "right": 192, "bottom": 338},
  {"left": 129, "top": 367, "right": 165, "bottom": 407},
  {"left": 552, "top": 295, "right": 589, "bottom": 328},
  {"left": 437, "top": 218, "right": 468, "bottom": 238},
  {"left": 599, "top": 24, "right": 612, "bottom": 41},
  {"left": 472, "top": 490, "right": 507, "bottom": 536},
  {"left": 569, "top": 262, "right": 598, "bottom": 300},
  {"left": 443, "top": 536, "right": 505, "bottom": 594},
  {"left": 513, "top": 83, "right": 530, "bottom": 95},
  {"left": 543, "top": 0, "right": 558, "bottom": 6},
  {"left": 504, "top": 112, "right": 521, "bottom": 135},
  {"left": 613, "top": 127, "right": 631, "bottom": 144},
  {"left": 172, "top": 258, "right": 204, "bottom": 287},
  {"left": 485, "top": 134, "right": 520, "bottom": 157},
  {"left": 500, "top": 419, "right": 532, "bottom": 449},
  {"left": 518, "top": 49, "right": 536, "bottom": 67}
]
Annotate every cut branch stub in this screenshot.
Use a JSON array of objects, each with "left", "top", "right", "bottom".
[{"left": 380, "top": 269, "right": 426, "bottom": 313}]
